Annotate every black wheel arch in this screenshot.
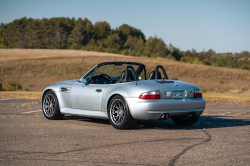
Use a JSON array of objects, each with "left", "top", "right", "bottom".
[
  {"left": 42, "top": 89, "right": 53, "bottom": 100},
  {"left": 107, "top": 94, "right": 132, "bottom": 115},
  {"left": 107, "top": 94, "right": 121, "bottom": 112},
  {"left": 41, "top": 89, "right": 52, "bottom": 107}
]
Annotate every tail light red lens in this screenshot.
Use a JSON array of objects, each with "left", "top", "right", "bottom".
[
  {"left": 139, "top": 91, "right": 161, "bottom": 99},
  {"left": 193, "top": 89, "right": 202, "bottom": 98}
]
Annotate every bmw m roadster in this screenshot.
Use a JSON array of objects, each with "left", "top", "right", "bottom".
[{"left": 41, "top": 62, "right": 206, "bottom": 129}]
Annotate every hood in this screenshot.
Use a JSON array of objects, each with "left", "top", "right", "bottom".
[
  {"left": 42, "top": 79, "right": 78, "bottom": 98},
  {"left": 56, "top": 79, "right": 78, "bottom": 84},
  {"left": 44, "top": 79, "right": 78, "bottom": 92}
]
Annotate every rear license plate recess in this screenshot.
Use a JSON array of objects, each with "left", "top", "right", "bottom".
[{"left": 172, "top": 90, "right": 186, "bottom": 98}]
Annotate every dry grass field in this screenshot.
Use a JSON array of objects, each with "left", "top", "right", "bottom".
[{"left": 0, "top": 49, "right": 250, "bottom": 103}]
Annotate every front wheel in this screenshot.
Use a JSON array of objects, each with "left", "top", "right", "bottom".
[
  {"left": 108, "top": 95, "right": 137, "bottom": 129},
  {"left": 42, "top": 90, "right": 64, "bottom": 120},
  {"left": 171, "top": 116, "right": 200, "bottom": 126}
]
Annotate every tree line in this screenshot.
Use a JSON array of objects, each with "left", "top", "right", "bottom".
[{"left": 0, "top": 17, "right": 249, "bottom": 70}]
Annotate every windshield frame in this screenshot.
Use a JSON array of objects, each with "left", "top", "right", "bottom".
[{"left": 82, "top": 62, "right": 146, "bottom": 84}]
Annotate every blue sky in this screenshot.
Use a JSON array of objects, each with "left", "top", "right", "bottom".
[{"left": 0, "top": 0, "right": 249, "bottom": 53}]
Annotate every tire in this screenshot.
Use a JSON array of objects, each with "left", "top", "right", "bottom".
[
  {"left": 42, "top": 90, "right": 64, "bottom": 120},
  {"left": 108, "top": 95, "right": 137, "bottom": 129},
  {"left": 171, "top": 115, "right": 200, "bottom": 126}
]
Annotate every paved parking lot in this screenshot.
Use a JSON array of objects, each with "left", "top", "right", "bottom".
[{"left": 0, "top": 98, "right": 250, "bottom": 165}]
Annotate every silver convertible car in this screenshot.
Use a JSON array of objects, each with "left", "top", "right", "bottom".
[{"left": 41, "top": 62, "right": 206, "bottom": 129}]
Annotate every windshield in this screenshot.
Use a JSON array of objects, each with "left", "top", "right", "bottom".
[
  {"left": 86, "top": 63, "right": 146, "bottom": 84},
  {"left": 95, "top": 64, "right": 139, "bottom": 77}
]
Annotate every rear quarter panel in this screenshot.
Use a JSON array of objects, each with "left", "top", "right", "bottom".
[{"left": 102, "top": 82, "right": 152, "bottom": 112}]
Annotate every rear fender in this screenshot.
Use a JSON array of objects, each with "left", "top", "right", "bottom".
[{"left": 103, "top": 82, "right": 152, "bottom": 113}]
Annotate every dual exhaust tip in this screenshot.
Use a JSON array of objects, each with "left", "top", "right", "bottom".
[
  {"left": 159, "top": 113, "right": 169, "bottom": 120},
  {"left": 158, "top": 112, "right": 197, "bottom": 120}
]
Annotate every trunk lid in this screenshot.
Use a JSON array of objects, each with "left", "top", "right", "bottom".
[{"left": 137, "top": 80, "right": 200, "bottom": 99}]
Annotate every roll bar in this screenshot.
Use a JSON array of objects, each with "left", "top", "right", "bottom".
[
  {"left": 154, "top": 65, "right": 168, "bottom": 79},
  {"left": 124, "top": 65, "right": 138, "bottom": 81}
]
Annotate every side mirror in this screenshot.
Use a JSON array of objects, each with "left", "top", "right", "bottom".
[{"left": 81, "top": 78, "right": 87, "bottom": 87}]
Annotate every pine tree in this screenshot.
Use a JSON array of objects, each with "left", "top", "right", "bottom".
[
  {"left": 94, "top": 21, "right": 111, "bottom": 40},
  {"left": 69, "top": 18, "right": 87, "bottom": 49}
]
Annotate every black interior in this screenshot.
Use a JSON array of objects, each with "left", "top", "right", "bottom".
[
  {"left": 90, "top": 74, "right": 113, "bottom": 84},
  {"left": 88, "top": 62, "right": 145, "bottom": 84},
  {"left": 148, "top": 65, "right": 168, "bottom": 80},
  {"left": 148, "top": 71, "right": 162, "bottom": 80},
  {"left": 115, "top": 70, "right": 136, "bottom": 83}
]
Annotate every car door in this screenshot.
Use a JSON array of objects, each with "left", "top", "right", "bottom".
[{"left": 70, "top": 81, "right": 108, "bottom": 111}]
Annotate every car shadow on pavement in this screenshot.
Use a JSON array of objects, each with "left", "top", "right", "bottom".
[
  {"left": 62, "top": 115, "right": 250, "bottom": 130},
  {"left": 136, "top": 116, "right": 250, "bottom": 130},
  {"left": 63, "top": 115, "right": 110, "bottom": 125}
]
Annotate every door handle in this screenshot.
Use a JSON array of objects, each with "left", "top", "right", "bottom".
[{"left": 96, "top": 89, "right": 102, "bottom": 92}]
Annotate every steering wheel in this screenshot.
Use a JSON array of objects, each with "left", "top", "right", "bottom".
[{"left": 96, "top": 74, "right": 113, "bottom": 84}]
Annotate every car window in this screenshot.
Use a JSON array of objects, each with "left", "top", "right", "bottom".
[{"left": 83, "top": 68, "right": 95, "bottom": 81}]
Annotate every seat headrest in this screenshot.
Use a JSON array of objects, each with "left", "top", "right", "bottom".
[
  {"left": 115, "top": 69, "right": 136, "bottom": 83},
  {"left": 122, "top": 70, "right": 135, "bottom": 82},
  {"left": 148, "top": 71, "right": 162, "bottom": 80}
]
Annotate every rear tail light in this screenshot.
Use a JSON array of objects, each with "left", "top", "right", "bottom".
[
  {"left": 193, "top": 89, "right": 202, "bottom": 98},
  {"left": 139, "top": 91, "right": 161, "bottom": 99}
]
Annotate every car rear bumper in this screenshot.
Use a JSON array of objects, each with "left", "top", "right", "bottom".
[{"left": 125, "top": 97, "right": 206, "bottom": 120}]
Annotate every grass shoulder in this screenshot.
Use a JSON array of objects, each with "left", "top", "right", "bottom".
[
  {"left": 203, "top": 93, "right": 250, "bottom": 104},
  {"left": 0, "top": 91, "right": 42, "bottom": 99}
]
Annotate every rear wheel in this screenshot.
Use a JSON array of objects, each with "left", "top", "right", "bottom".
[
  {"left": 108, "top": 95, "right": 137, "bottom": 129},
  {"left": 171, "top": 116, "right": 200, "bottom": 126},
  {"left": 42, "top": 90, "right": 64, "bottom": 120}
]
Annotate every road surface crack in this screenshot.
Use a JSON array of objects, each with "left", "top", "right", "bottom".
[
  {"left": 3, "top": 137, "right": 202, "bottom": 156},
  {"left": 169, "top": 124, "right": 212, "bottom": 166}
]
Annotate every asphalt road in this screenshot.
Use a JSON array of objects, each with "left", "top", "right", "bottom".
[{"left": 0, "top": 98, "right": 250, "bottom": 166}]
